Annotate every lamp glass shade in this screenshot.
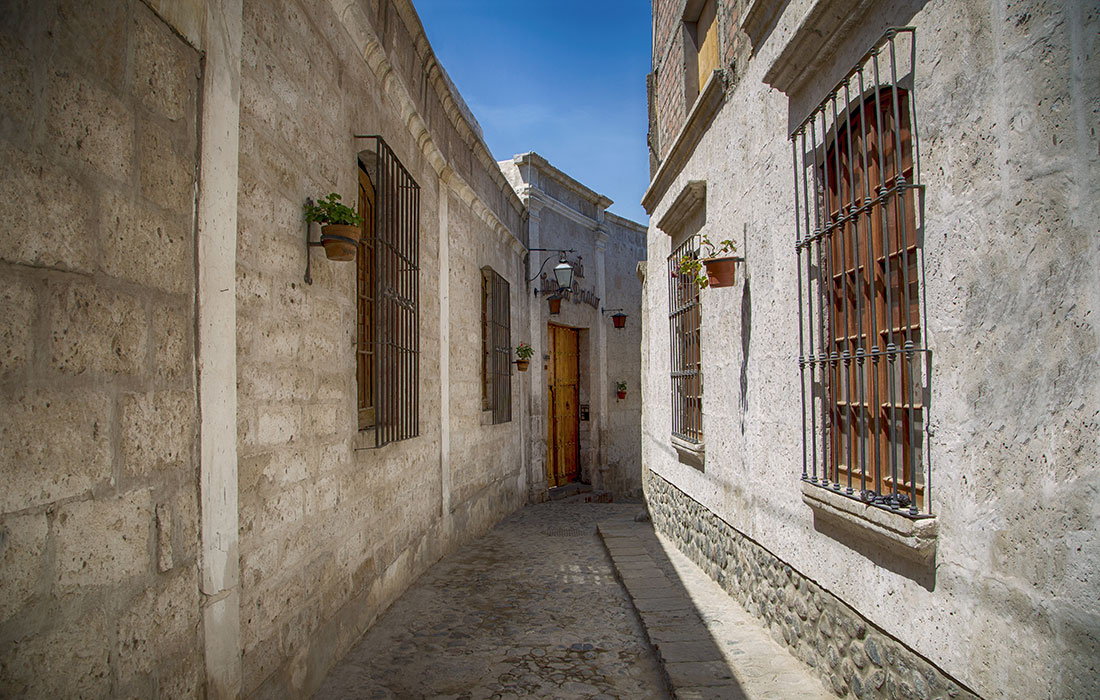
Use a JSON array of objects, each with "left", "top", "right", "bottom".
[
  {"left": 612, "top": 313, "right": 627, "bottom": 328},
  {"left": 552, "top": 260, "right": 574, "bottom": 290}
]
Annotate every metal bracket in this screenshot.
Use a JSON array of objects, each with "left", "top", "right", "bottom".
[{"left": 303, "top": 197, "right": 324, "bottom": 285}]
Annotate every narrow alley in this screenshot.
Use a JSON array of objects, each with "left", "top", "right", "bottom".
[{"left": 316, "top": 498, "right": 832, "bottom": 700}]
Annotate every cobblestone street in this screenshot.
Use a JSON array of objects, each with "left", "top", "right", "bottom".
[{"left": 316, "top": 501, "right": 670, "bottom": 699}]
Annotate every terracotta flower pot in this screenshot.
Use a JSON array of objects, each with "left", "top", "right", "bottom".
[
  {"left": 612, "top": 313, "right": 627, "bottom": 328},
  {"left": 320, "top": 223, "right": 362, "bottom": 261},
  {"left": 703, "top": 256, "right": 738, "bottom": 288},
  {"left": 548, "top": 297, "right": 562, "bottom": 315},
  {"left": 516, "top": 359, "right": 530, "bottom": 372},
  {"left": 616, "top": 390, "right": 627, "bottom": 400}
]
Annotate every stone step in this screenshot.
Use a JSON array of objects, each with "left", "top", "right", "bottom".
[{"left": 598, "top": 520, "right": 834, "bottom": 700}]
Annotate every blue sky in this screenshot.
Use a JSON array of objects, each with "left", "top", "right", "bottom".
[{"left": 412, "top": 1, "right": 653, "bottom": 223}]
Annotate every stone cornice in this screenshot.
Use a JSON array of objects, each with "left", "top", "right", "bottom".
[
  {"left": 657, "top": 180, "right": 706, "bottom": 236},
  {"left": 511, "top": 152, "right": 614, "bottom": 211},
  {"left": 329, "top": 0, "right": 526, "bottom": 255},
  {"left": 604, "top": 211, "right": 648, "bottom": 236},
  {"left": 642, "top": 69, "right": 726, "bottom": 214},
  {"left": 761, "top": 0, "right": 878, "bottom": 95},
  {"left": 528, "top": 188, "right": 601, "bottom": 232},
  {"left": 742, "top": 0, "right": 784, "bottom": 53}
]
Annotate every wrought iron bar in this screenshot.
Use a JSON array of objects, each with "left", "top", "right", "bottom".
[{"left": 790, "top": 28, "right": 929, "bottom": 516}]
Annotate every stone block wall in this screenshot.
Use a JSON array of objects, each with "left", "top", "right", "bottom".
[
  {"left": 646, "top": 469, "right": 981, "bottom": 700},
  {"left": 235, "top": 0, "right": 528, "bottom": 696},
  {"left": 0, "top": 0, "right": 203, "bottom": 697}
]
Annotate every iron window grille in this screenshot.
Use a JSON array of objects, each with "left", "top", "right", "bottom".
[
  {"left": 668, "top": 234, "right": 703, "bottom": 443},
  {"left": 357, "top": 135, "right": 420, "bottom": 448},
  {"left": 482, "top": 267, "right": 512, "bottom": 425},
  {"left": 791, "top": 28, "right": 931, "bottom": 516}
]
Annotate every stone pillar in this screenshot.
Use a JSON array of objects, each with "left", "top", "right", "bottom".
[
  {"left": 526, "top": 198, "right": 549, "bottom": 501},
  {"left": 196, "top": 0, "right": 243, "bottom": 696},
  {"left": 594, "top": 221, "right": 610, "bottom": 490},
  {"left": 438, "top": 177, "right": 451, "bottom": 517}
]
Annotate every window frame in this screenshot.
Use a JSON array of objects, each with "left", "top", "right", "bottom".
[
  {"left": 481, "top": 266, "right": 512, "bottom": 425},
  {"left": 668, "top": 233, "right": 703, "bottom": 445},
  {"left": 356, "top": 165, "right": 376, "bottom": 430},
  {"left": 791, "top": 28, "right": 930, "bottom": 517},
  {"left": 357, "top": 136, "right": 420, "bottom": 448}
]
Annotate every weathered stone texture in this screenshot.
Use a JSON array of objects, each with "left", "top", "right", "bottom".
[
  {"left": 0, "top": 1, "right": 202, "bottom": 697},
  {"left": 0, "top": 512, "right": 47, "bottom": 623},
  {"left": 232, "top": 0, "right": 528, "bottom": 695},
  {"left": 0, "top": 142, "right": 96, "bottom": 273},
  {"left": 641, "top": 2, "right": 1099, "bottom": 699},
  {"left": 646, "top": 470, "right": 982, "bottom": 700},
  {"left": 0, "top": 388, "right": 112, "bottom": 512}
]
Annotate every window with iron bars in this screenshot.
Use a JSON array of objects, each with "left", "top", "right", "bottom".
[
  {"left": 668, "top": 234, "right": 703, "bottom": 444},
  {"left": 357, "top": 136, "right": 420, "bottom": 448},
  {"left": 791, "top": 28, "right": 931, "bottom": 516},
  {"left": 482, "top": 267, "right": 512, "bottom": 425}
]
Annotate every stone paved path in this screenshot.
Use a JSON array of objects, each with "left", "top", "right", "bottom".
[{"left": 315, "top": 501, "right": 671, "bottom": 699}]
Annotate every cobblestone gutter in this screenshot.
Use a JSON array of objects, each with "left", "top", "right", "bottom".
[{"left": 643, "top": 469, "right": 983, "bottom": 700}]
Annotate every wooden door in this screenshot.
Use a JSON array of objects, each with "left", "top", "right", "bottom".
[{"left": 546, "top": 324, "right": 580, "bottom": 487}]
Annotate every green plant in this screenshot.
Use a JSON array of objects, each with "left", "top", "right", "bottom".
[
  {"left": 515, "top": 342, "right": 534, "bottom": 361},
  {"left": 303, "top": 193, "right": 364, "bottom": 227},
  {"left": 615, "top": 381, "right": 627, "bottom": 392},
  {"left": 678, "top": 236, "right": 736, "bottom": 288}
]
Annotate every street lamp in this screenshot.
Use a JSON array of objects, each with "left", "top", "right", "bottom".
[{"left": 526, "top": 248, "right": 577, "bottom": 294}]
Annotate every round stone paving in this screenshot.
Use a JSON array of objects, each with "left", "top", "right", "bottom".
[{"left": 315, "top": 501, "right": 670, "bottom": 700}]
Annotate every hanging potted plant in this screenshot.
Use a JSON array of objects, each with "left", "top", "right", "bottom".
[
  {"left": 679, "top": 236, "right": 739, "bottom": 288},
  {"left": 515, "top": 342, "right": 534, "bottom": 372},
  {"left": 615, "top": 381, "right": 627, "bottom": 400},
  {"left": 304, "top": 193, "right": 364, "bottom": 261}
]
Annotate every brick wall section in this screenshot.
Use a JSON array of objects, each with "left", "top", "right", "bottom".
[
  {"left": 649, "top": 0, "right": 755, "bottom": 164},
  {"left": 0, "top": 1, "right": 203, "bottom": 697},
  {"left": 235, "top": 0, "right": 527, "bottom": 696},
  {"left": 645, "top": 470, "right": 983, "bottom": 700}
]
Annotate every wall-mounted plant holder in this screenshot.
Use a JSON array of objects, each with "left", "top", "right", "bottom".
[
  {"left": 548, "top": 295, "right": 562, "bottom": 315},
  {"left": 303, "top": 194, "right": 363, "bottom": 284},
  {"left": 616, "top": 381, "right": 627, "bottom": 400}
]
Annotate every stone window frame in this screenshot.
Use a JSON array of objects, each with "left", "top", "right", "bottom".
[
  {"left": 790, "top": 28, "right": 936, "bottom": 559},
  {"left": 481, "top": 266, "right": 512, "bottom": 425},
  {"left": 659, "top": 181, "right": 708, "bottom": 469}
]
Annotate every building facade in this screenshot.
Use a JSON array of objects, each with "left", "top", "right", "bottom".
[
  {"left": 0, "top": 0, "right": 643, "bottom": 698},
  {"left": 501, "top": 153, "right": 647, "bottom": 502},
  {"left": 641, "top": 1, "right": 1099, "bottom": 699}
]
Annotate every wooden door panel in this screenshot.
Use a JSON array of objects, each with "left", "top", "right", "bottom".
[{"left": 547, "top": 325, "right": 579, "bottom": 487}]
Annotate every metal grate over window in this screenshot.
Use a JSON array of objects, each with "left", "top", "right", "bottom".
[
  {"left": 358, "top": 135, "right": 420, "bottom": 448},
  {"left": 668, "top": 235, "right": 703, "bottom": 443},
  {"left": 482, "top": 267, "right": 512, "bottom": 425},
  {"left": 791, "top": 28, "right": 931, "bottom": 516}
]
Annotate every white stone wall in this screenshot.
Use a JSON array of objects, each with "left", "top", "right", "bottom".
[
  {"left": 640, "top": 1, "right": 1099, "bottom": 698},
  {"left": 500, "top": 156, "right": 647, "bottom": 499}
]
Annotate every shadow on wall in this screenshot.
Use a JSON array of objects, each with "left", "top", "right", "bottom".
[
  {"left": 739, "top": 272, "right": 751, "bottom": 436},
  {"left": 809, "top": 510, "right": 937, "bottom": 591}
]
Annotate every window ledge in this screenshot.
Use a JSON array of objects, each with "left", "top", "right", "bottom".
[
  {"left": 801, "top": 480, "right": 937, "bottom": 561},
  {"left": 671, "top": 435, "right": 705, "bottom": 470}
]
